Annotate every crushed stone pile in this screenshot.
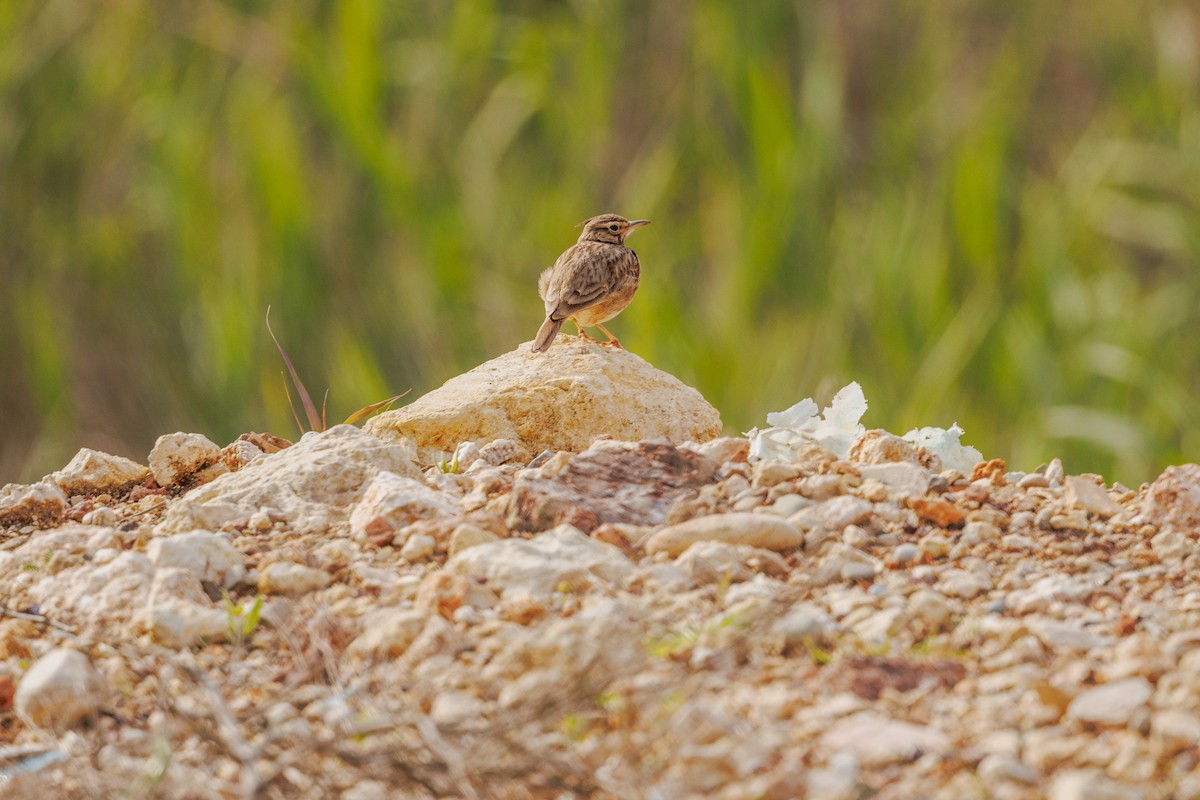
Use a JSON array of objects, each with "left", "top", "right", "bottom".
[{"left": 0, "top": 364, "right": 1198, "bottom": 799}]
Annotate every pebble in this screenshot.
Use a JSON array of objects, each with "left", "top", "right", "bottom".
[
  {"left": 400, "top": 533, "right": 437, "bottom": 561},
  {"left": 50, "top": 448, "right": 149, "bottom": 495},
  {"left": 772, "top": 602, "right": 837, "bottom": 645},
  {"left": 147, "top": 530, "right": 247, "bottom": 588},
  {"left": 770, "top": 493, "right": 811, "bottom": 517},
  {"left": 0, "top": 480, "right": 67, "bottom": 527},
  {"left": 1046, "top": 769, "right": 1138, "bottom": 800},
  {"left": 752, "top": 460, "right": 801, "bottom": 488},
  {"left": 258, "top": 562, "right": 332, "bottom": 595},
  {"left": 907, "top": 589, "right": 954, "bottom": 629},
  {"left": 15, "top": 648, "right": 105, "bottom": 730},
  {"left": 1065, "top": 677, "right": 1153, "bottom": 726},
  {"left": 892, "top": 543, "right": 919, "bottom": 564},
  {"left": 344, "top": 608, "right": 428, "bottom": 663},
  {"left": 447, "top": 523, "right": 500, "bottom": 557},
  {"left": 840, "top": 561, "right": 876, "bottom": 582},
  {"left": 821, "top": 713, "right": 949, "bottom": 766},
  {"left": 646, "top": 513, "right": 804, "bottom": 556},
  {"left": 1064, "top": 475, "right": 1123, "bottom": 517}
]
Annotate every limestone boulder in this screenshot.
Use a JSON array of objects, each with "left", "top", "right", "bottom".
[
  {"left": 155, "top": 425, "right": 418, "bottom": 536},
  {"left": 365, "top": 337, "right": 723, "bottom": 462},
  {"left": 49, "top": 448, "right": 150, "bottom": 495}
]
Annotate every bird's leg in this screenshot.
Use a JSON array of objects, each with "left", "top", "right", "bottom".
[
  {"left": 573, "top": 320, "right": 599, "bottom": 343},
  {"left": 595, "top": 323, "right": 622, "bottom": 348}
]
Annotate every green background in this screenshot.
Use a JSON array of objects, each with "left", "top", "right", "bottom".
[{"left": 3, "top": 0, "right": 1198, "bottom": 487}]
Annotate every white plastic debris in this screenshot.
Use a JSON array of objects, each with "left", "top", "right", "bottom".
[
  {"left": 746, "top": 382, "right": 868, "bottom": 460},
  {"left": 902, "top": 425, "right": 982, "bottom": 474},
  {"left": 747, "top": 382, "right": 982, "bottom": 472}
]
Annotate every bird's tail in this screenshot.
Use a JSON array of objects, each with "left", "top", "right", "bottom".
[{"left": 532, "top": 317, "right": 564, "bottom": 353}]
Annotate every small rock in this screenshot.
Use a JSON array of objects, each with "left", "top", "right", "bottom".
[
  {"left": 772, "top": 602, "right": 837, "bottom": 646},
  {"left": 936, "top": 568, "right": 993, "bottom": 599},
  {"left": 692, "top": 437, "right": 750, "bottom": 466},
  {"left": 977, "top": 753, "right": 1039, "bottom": 785},
  {"left": 147, "top": 531, "right": 246, "bottom": 588},
  {"left": 751, "top": 460, "right": 800, "bottom": 489},
  {"left": 143, "top": 598, "right": 232, "bottom": 647},
  {"left": 1018, "top": 472, "right": 1050, "bottom": 488},
  {"left": 1145, "top": 463, "right": 1200, "bottom": 533},
  {"left": 911, "top": 497, "right": 965, "bottom": 527},
  {"left": 477, "top": 438, "right": 521, "bottom": 466},
  {"left": 14, "top": 648, "right": 105, "bottom": 731},
  {"left": 892, "top": 543, "right": 920, "bottom": 564},
  {"left": 848, "top": 430, "right": 922, "bottom": 465},
  {"left": 907, "top": 589, "right": 954, "bottom": 629},
  {"left": 1151, "top": 709, "right": 1200, "bottom": 753},
  {"left": 790, "top": 495, "right": 874, "bottom": 532},
  {"left": 1066, "top": 677, "right": 1153, "bottom": 726},
  {"left": 81, "top": 506, "right": 119, "bottom": 527},
  {"left": 857, "top": 462, "right": 931, "bottom": 497},
  {"left": 400, "top": 533, "right": 436, "bottom": 561},
  {"left": 676, "top": 540, "right": 789, "bottom": 584},
  {"left": 918, "top": 531, "right": 953, "bottom": 559},
  {"left": 962, "top": 520, "right": 1001, "bottom": 541},
  {"left": 1064, "top": 476, "right": 1122, "bottom": 517},
  {"left": 343, "top": 608, "right": 428, "bottom": 663},
  {"left": 49, "top": 448, "right": 149, "bottom": 495},
  {"left": 258, "top": 562, "right": 332, "bottom": 595},
  {"left": 221, "top": 439, "right": 264, "bottom": 471},
  {"left": 770, "top": 493, "right": 812, "bottom": 517},
  {"left": 840, "top": 561, "right": 876, "bottom": 582},
  {"left": 149, "top": 432, "right": 222, "bottom": 487},
  {"left": 821, "top": 712, "right": 948, "bottom": 765},
  {"left": 447, "top": 524, "right": 632, "bottom": 597},
  {"left": 1047, "top": 769, "right": 1139, "bottom": 800},
  {"left": 646, "top": 513, "right": 805, "bottom": 556},
  {"left": 349, "top": 471, "right": 460, "bottom": 542},
  {"left": 430, "top": 690, "right": 484, "bottom": 727},
  {"left": 1044, "top": 458, "right": 1065, "bottom": 487},
  {"left": 448, "top": 523, "right": 500, "bottom": 557},
  {"left": 1028, "top": 617, "right": 1107, "bottom": 652},
  {"left": 0, "top": 480, "right": 67, "bottom": 528}
]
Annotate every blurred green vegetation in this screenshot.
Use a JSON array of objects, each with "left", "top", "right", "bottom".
[{"left": 2, "top": 0, "right": 1199, "bottom": 487}]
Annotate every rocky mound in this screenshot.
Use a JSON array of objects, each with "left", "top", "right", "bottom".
[{"left": 0, "top": 350, "right": 1198, "bottom": 799}]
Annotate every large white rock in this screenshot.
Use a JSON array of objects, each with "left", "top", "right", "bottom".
[
  {"left": 365, "top": 337, "right": 723, "bottom": 462},
  {"left": 14, "top": 648, "right": 105, "bottom": 730},
  {"left": 348, "top": 471, "right": 460, "bottom": 541},
  {"left": 0, "top": 480, "right": 67, "bottom": 528},
  {"left": 155, "top": 425, "right": 418, "bottom": 536},
  {"left": 148, "top": 531, "right": 246, "bottom": 588},
  {"left": 149, "top": 432, "right": 222, "bottom": 487},
  {"left": 49, "top": 448, "right": 150, "bottom": 495},
  {"left": 446, "top": 524, "right": 633, "bottom": 597}
]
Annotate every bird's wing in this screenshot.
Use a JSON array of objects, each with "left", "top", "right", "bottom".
[{"left": 546, "top": 244, "right": 623, "bottom": 320}]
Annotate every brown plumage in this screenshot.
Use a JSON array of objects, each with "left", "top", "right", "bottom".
[{"left": 532, "top": 213, "right": 651, "bottom": 353}]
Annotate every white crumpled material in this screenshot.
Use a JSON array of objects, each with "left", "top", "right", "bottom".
[
  {"left": 747, "top": 382, "right": 868, "bottom": 460},
  {"left": 747, "top": 382, "right": 982, "bottom": 473}
]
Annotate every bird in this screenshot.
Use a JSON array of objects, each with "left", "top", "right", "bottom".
[{"left": 531, "top": 213, "right": 651, "bottom": 353}]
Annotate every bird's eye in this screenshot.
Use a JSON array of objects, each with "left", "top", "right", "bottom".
[{"left": 608, "top": 224, "right": 619, "bottom": 232}]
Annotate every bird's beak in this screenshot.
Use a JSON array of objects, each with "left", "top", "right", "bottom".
[{"left": 626, "top": 220, "right": 651, "bottom": 230}]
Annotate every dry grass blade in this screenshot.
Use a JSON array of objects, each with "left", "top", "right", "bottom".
[
  {"left": 266, "top": 305, "right": 323, "bottom": 433},
  {"left": 344, "top": 390, "right": 410, "bottom": 425}
]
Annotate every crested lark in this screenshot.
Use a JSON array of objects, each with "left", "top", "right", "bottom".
[{"left": 532, "top": 213, "right": 651, "bottom": 353}]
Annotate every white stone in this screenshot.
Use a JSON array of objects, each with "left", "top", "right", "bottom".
[
  {"left": 400, "top": 533, "right": 436, "bottom": 561},
  {"left": 49, "top": 448, "right": 149, "bottom": 495},
  {"left": 81, "top": 506, "right": 119, "bottom": 526},
  {"left": 857, "top": 462, "right": 930, "bottom": 497},
  {"left": 156, "top": 425, "right": 418, "bottom": 536},
  {"left": 1066, "top": 677, "right": 1153, "bottom": 726},
  {"left": 365, "top": 338, "right": 722, "bottom": 463},
  {"left": 0, "top": 480, "right": 67, "bottom": 527},
  {"left": 143, "top": 599, "right": 231, "bottom": 647},
  {"left": 788, "top": 495, "right": 873, "bottom": 533},
  {"left": 646, "top": 513, "right": 804, "bottom": 556},
  {"left": 147, "top": 531, "right": 246, "bottom": 588},
  {"left": 149, "top": 432, "right": 222, "bottom": 487},
  {"left": 14, "top": 648, "right": 105, "bottom": 730},
  {"left": 348, "top": 471, "right": 459, "bottom": 541},
  {"left": 676, "top": 540, "right": 789, "bottom": 585},
  {"left": 938, "top": 568, "right": 991, "bottom": 599},
  {"left": 1047, "top": 769, "right": 1139, "bottom": 800},
  {"left": 907, "top": 589, "right": 954, "bottom": 629},
  {"left": 820, "top": 712, "right": 948, "bottom": 765},
  {"left": 344, "top": 608, "right": 428, "bottom": 663},
  {"left": 1027, "top": 617, "right": 1108, "bottom": 652},
  {"left": 430, "top": 690, "right": 485, "bottom": 727},
  {"left": 1064, "top": 476, "right": 1122, "bottom": 518},
  {"left": 772, "top": 602, "right": 837, "bottom": 645},
  {"left": 447, "top": 524, "right": 632, "bottom": 597},
  {"left": 447, "top": 523, "right": 500, "bottom": 557},
  {"left": 258, "top": 562, "right": 332, "bottom": 595}
]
